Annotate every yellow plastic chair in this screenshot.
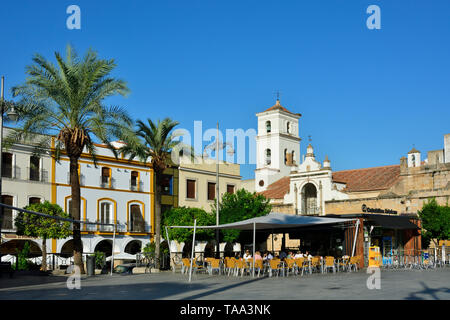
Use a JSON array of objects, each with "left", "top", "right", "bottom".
[
  {"left": 324, "top": 256, "right": 336, "bottom": 273},
  {"left": 294, "top": 258, "right": 307, "bottom": 276},
  {"left": 268, "top": 259, "right": 282, "bottom": 277}
]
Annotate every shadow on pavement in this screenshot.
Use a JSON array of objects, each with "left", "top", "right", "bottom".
[
  {"left": 405, "top": 281, "right": 450, "bottom": 300},
  {"left": 0, "top": 273, "right": 268, "bottom": 300},
  {"left": 0, "top": 274, "right": 69, "bottom": 290}
]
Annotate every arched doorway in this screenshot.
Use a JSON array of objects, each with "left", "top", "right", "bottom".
[
  {"left": 182, "top": 242, "right": 192, "bottom": 258},
  {"left": 94, "top": 240, "right": 113, "bottom": 257},
  {"left": 224, "top": 242, "right": 234, "bottom": 257},
  {"left": 301, "top": 183, "right": 318, "bottom": 215},
  {"left": 60, "top": 239, "right": 74, "bottom": 258},
  {"left": 124, "top": 240, "right": 142, "bottom": 255},
  {"left": 204, "top": 242, "right": 215, "bottom": 258},
  {"left": 0, "top": 240, "right": 41, "bottom": 257}
]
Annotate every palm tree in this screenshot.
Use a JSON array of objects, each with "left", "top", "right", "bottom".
[
  {"left": 9, "top": 45, "right": 132, "bottom": 273},
  {"left": 120, "top": 118, "right": 180, "bottom": 267}
]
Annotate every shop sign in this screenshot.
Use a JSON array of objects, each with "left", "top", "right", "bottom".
[{"left": 362, "top": 204, "right": 397, "bottom": 214}]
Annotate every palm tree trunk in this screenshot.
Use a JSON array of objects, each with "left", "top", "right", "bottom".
[
  {"left": 41, "top": 238, "right": 47, "bottom": 271},
  {"left": 154, "top": 175, "right": 162, "bottom": 269},
  {"left": 70, "top": 157, "right": 85, "bottom": 274},
  {"left": 154, "top": 172, "right": 162, "bottom": 269}
]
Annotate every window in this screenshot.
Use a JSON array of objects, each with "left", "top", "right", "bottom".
[
  {"left": 284, "top": 149, "right": 288, "bottom": 165},
  {"left": 186, "top": 179, "right": 196, "bottom": 199},
  {"left": 129, "top": 204, "right": 145, "bottom": 233},
  {"left": 1, "top": 195, "right": 13, "bottom": 229},
  {"left": 266, "top": 121, "right": 271, "bottom": 133},
  {"left": 265, "top": 149, "right": 271, "bottom": 165},
  {"left": 130, "top": 171, "right": 139, "bottom": 190},
  {"left": 227, "top": 184, "right": 235, "bottom": 194},
  {"left": 29, "top": 156, "right": 40, "bottom": 181},
  {"left": 292, "top": 151, "right": 295, "bottom": 164},
  {"left": 2, "top": 153, "right": 12, "bottom": 178},
  {"left": 101, "top": 167, "right": 111, "bottom": 187},
  {"left": 259, "top": 180, "right": 264, "bottom": 187},
  {"left": 287, "top": 122, "right": 290, "bottom": 133},
  {"left": 99, "top": 201, "right": 114, "bottom": 232},
  {"left": 161, "top": 174, "right": 173, "bottom": 195},
  {"left": 207, "top": 182, "right": 216, "bottom": 201},
  {"left": 29, "top": 197, "right": 41, "bottom": 205}
]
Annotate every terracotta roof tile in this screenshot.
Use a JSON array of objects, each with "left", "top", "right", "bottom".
[
  {"left": 332, "top": 165, "right": 400, "bottom": 192},
  {"left": 259, "top": 176, "right": 291, "bottom": 199},
  {"left": 264, "top": 100, "right": 301, "bottom": 117}
]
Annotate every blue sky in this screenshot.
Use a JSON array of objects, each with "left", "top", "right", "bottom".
[{"left": 1, "top": 1, "right": 449, "bottom": 180}]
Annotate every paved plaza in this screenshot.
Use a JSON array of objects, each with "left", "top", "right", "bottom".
[{"left": 0, "top": 268, "right": 449, "bottom": 300}]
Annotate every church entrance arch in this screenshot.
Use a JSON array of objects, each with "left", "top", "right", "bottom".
[{"left": 301, "top": 183, "right": 318, "bottom": 215}]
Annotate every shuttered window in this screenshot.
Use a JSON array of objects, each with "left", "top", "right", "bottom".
[
  {"left": 207, "top": 182, "right": 216, "bottom": 200},
  {"left": 186, "top": 179, "right": 196, "bottom": 199}
]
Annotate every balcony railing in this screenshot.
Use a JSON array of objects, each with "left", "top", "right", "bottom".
[
  {"left": 100, "top": 176, "right": 115, "bottom": 189},
  {"left": 28, "top": 168, "right": 48, "bottom": 182},
  {"left": 129, "top": 179, "right": 143, "bottom": 192}
]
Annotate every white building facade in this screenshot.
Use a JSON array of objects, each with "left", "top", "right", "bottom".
[
  {"left": 255, "top": 99, "right": 301, "bottom": 193},
  {"left": 53, "top": 140, "right": 154, "bottom": 259}
]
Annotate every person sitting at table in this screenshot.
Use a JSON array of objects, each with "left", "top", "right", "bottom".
[
  {"left": 263, "top": 251, "right": 273, "bottom": 261},
  {"left": 305, "top": 251, "right": 312, "bottom": 260},
  {"left": 234, "top": 252, "right": 242, "bottom": 260},
  {"left": 254, "top": 251, "right": 262, "bottom": 260},
  {"left": 279, "top": 251, "right": 287, "bottom": 260},
  {"left": 243, "top": 250, "right": 252, "bottom": 260},
  {"left": 294, "top": 251, "right": 303, "bottom": 259},
  {"left": 287, "top": 251, "right": 294, "bottom": 259}
]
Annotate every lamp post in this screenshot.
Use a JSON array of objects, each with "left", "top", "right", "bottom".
[
  {"left": 203, "top": 122, "right": 234, "bottom": 259},
  {"left": 0, "top": 76, "right": 19, "bottom": 258}
]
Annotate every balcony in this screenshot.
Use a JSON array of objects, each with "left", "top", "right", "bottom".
[
  {"left": 28, "top": 168, "right": 49, "bottom": 182},
  {"left": 129, "top": 179, "right": 143, "bottom": 192},
  {"left": 100, "top": 176, "right": 115, "bottom": 189}
]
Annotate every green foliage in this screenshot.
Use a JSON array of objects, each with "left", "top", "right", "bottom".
[
  {"left": 15, "top": 201, "right": 72, "bottom": 240},
  {"left": 142, "top": 242, "right": 155, "bottom": 259},
  {"left": 418, "top": 198, "right": 450, "bottom": 246},
  {"left": 212, "top": 189, "right": 272, "bottom": 243},
  {"left": 12, "top": 242, "right": 31, "bottom": 271},
  {"left": 93, "top": 251, "right": 105, "bottom": 269},
  {"left": 162, "top": 207, "right": 215, "bottom": 243},
  {"left": 8, "top": 44, "right": 132, "bottom": 163}
]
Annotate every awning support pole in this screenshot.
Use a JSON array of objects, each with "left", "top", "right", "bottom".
[
  {"left": 252, "top": 222, "right": 255, "bottom": 278},
  {"left": 165, "top": 226, "right": 172, "bottom": 272},
  {"left": 351, "top": 219, "right": 360, "bottom": 257},
  {"left": 111, "top": 222, "right": 116, "bottom": 276},
  {"left": 189, "top": 219, "right": 197, "bottom": 283}
]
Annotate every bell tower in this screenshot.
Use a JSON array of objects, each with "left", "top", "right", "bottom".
[{"left": 255, "top": 99, "right": 301, "bottom": 192}]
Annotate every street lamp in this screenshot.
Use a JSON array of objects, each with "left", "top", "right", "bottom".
[
  {"left": 203, "top": 122, "right": 235, "bottom": 258},
  {"left": 0, "top": 76, "right": 19, "bottom": 259}
]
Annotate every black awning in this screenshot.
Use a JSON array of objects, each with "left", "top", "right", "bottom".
[{"left": 366, "top": 215, "right": 419, "bottom": 230}]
